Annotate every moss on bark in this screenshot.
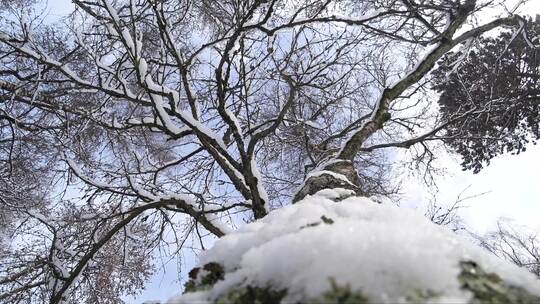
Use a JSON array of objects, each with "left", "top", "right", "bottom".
[
  {"left": 459, "top": 261, "right": 540, "bottom": 304},
  {"left": 215, "top": 286, "right": 287, "bottom": 304},
  {"left": 184, "top": 262, "right": 225, "bottom": 293},
  {"left": 182, "top": 259, "right": 540, "bottom": 303}
]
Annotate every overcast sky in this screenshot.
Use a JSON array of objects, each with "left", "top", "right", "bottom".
[{"left": 34, "top": 0, "right": 540, "bottom": 302}]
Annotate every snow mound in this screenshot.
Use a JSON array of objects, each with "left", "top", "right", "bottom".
[{"left": 169, "top": 191, "right": 540, "bottom": 303}]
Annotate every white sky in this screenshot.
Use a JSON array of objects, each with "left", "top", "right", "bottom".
[
  {"left": 21, "top": 0, "right": 540, "bottom": 302},
  {"left": 456, "top": 144, "right": 540, "bottom": 232},
  {"left": 401, "top": 143, "right": 540, "bottom": 234}
]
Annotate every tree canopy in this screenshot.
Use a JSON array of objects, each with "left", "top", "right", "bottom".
[{"left": 433, "top": 18, "right": 540, "bottom": 173}]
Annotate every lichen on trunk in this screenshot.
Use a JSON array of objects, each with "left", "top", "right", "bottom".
[{"left": 459, "top": 261, "right": 540, "bottom": 304}]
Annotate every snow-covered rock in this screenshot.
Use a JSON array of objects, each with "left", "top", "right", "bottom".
[{"left": 169, "top": 191, "right": 540, "bottom": 304}]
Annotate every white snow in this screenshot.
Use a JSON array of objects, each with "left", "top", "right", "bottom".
[
  {"left": 225, "top": 109, "right": 243, "bottom": 136},
  {"left": 27, "top": 209, "right": 50, "bottom": 223},
  {"left": 121, "top": 28, "right": 136, "bottom": 53},
  {"left": 313, "top": 188, "right": 356, "bottom": 200},
  {"left": 142, "top": 72, "right": 228, "bottom": 149},
  {"left": 138, "top": 58, "right": 148, "bottom": 79},
  {"left": 306, "top": 170, "right": 354, "bottom": 185},
  {"left": 303, "top": 120, "right": 323, "bottom": 129},
  {"left": 147, "top": 91, "right": 184, "bottom": 135},
  {"left": 65, "top": 158, "right": 112, "bottom": 189},
  {"left": 250, "top": 158, "right": 270, "bottom": 211},
  {"left": 103, "top": 0, "right": 119, "bottom": 21},
  {"left": 157, "top": 193, "right": 233, "bottom": 234},
  {"left": 111, "top": 117, "right": 124, "bottom": 128},
  {"left": 180, "top": 111, "right": 228, "bottom": 151},
  {"left": 204, "top": 212, "right": 233, "bottom": 235},
  {"left": 169, "top": 192, "right": 540, "bottom": 303},
  {"left": 128, "top": 175, "right": 158, "bottom": 201},
  {"left": 292, "top": 169, "right": 356, "bottom": 201},
  {"left": 287, "top": 9, "right": 385, "bottom": 28}
]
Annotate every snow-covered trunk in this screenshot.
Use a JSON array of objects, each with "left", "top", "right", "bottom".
[{"left": 292, "top": 159, "right": 363, "bottom": 203}]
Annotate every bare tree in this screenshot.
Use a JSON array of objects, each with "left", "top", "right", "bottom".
[
  {"left": 0, "top": 0, "right": 535, "bottom": 302},
  {"left": 424, "top": 185, "right": 491, "bottom": 232},
  {"left": 476, "top": 220, "right": 540, "bottom": 278}
]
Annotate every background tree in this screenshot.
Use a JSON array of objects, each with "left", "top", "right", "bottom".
[
  {"left": 0, "top": 0, "right": 536, "bottom": 302},
  {"left": 425, "top": 190, "right": 540, "bottom": 280},
  {"left": 476, "top": 219, "right": 540, "bottom": 278}
]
